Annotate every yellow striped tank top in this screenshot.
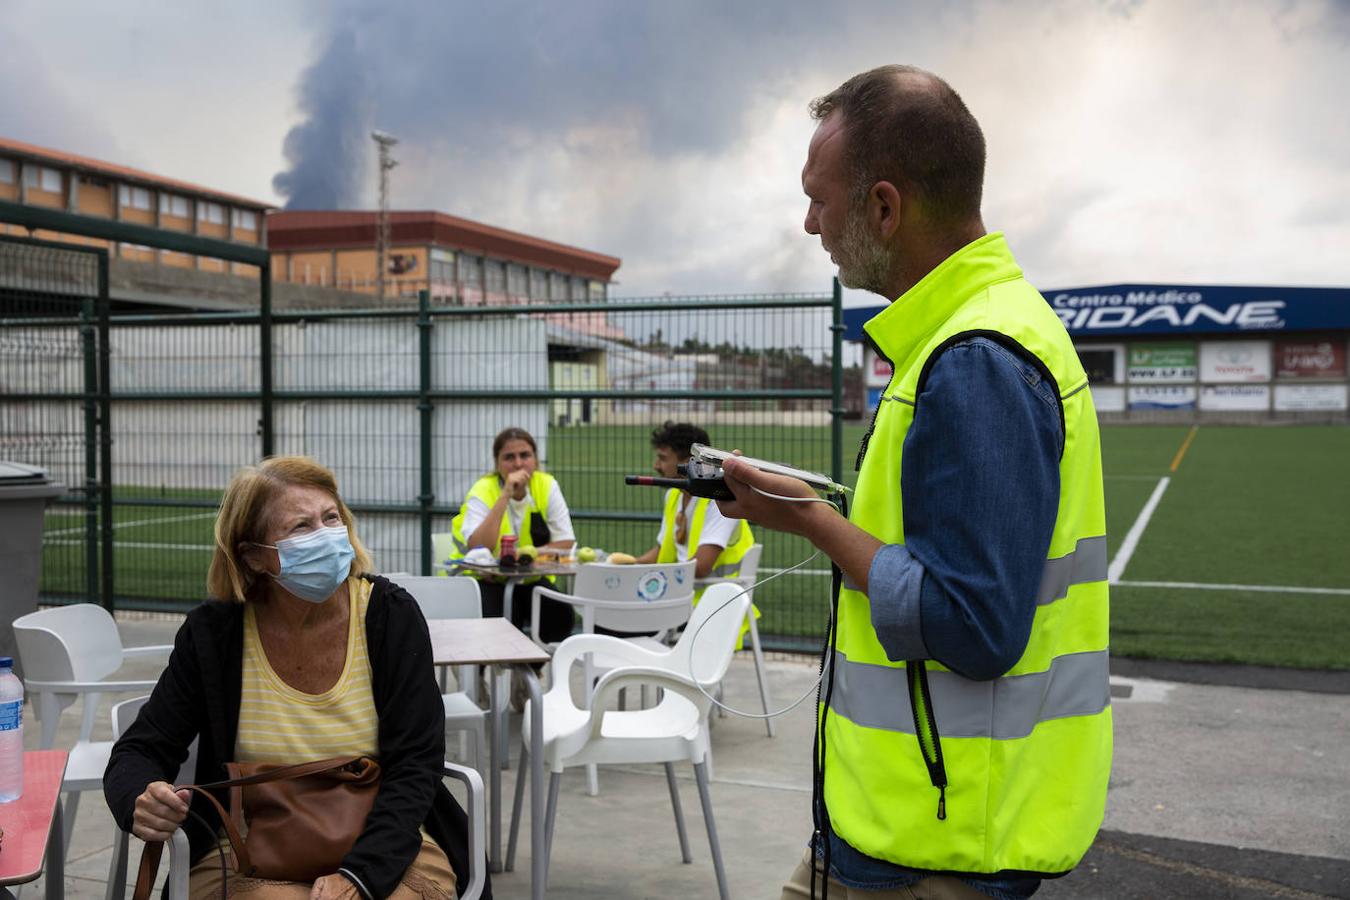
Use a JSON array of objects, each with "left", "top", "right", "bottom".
[{"left": 237, "top": 577, "right": 379, "bottom": 763}]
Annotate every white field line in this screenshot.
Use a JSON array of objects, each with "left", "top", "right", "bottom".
[
  {"left": 1116, "top": 580, "right": 1350, "bottom": 597},
  {"left": 43, "top": 510, "right": 217, "bottom": 537},
  {"left": 1107, "top": 476, "right": 1170, "bottom": 584},
  {"left": 46, "top": 539, "right": 212, "bottom": 551}
]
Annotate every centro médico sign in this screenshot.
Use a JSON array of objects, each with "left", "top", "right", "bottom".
[
  {"left": 1052, "top": 290, "right": 1284, "bottom": 333},
  {"left": 1043, "top": 284, "right": 1350, "bottom": 338}
]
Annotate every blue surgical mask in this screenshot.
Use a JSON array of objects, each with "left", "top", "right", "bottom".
[{"left": 259, "top": 525, "right": 355, "bottom": 603}]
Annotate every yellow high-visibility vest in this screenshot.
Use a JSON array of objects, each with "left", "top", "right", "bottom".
[{"left": 824, "top": 233, "right": 1111, "bottom": 876}]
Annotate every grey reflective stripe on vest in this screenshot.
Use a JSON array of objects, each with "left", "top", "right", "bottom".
[
  {"left": 828, "top": 649, "right": 1110, "bottom": 740},
  {"left": 1037, "top": 536, "right": 1107, "bottom": 606},
  {"left": 709, "top": 561, "right": 741, "bottom": 577},
  {"left": 452, "top": 533, "right": 468, "bottom": 553}
]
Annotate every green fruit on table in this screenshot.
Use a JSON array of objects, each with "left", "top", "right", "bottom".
[{"left": 577, "top": 546, "right": 597, "bottom": 563}]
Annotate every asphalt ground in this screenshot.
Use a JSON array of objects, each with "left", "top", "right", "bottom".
[{"left": 23, "top": 615, "right": 1350, "bottom": 899}]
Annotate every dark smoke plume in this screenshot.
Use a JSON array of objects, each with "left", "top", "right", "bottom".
[{"left": 272, "top": 27, "right": 372, "bottom": 209}]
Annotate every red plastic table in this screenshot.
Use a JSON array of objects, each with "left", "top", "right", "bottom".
[{"left": 0, "top": 749, "right": 68, "bottom": 899}]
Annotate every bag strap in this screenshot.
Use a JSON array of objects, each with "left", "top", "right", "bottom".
[
  {"left": 200, "top": 755, "right": 369, "bottom": 790},
  {"left": 130, "top": 757, "right": 367, "bottom": 900},
  {"left": 131, "top": 786, "right": 245, "bottom": 900}
]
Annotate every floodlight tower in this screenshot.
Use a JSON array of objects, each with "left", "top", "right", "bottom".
[{"left": 372, "top": 130, "right": 399, "bottom": 302}]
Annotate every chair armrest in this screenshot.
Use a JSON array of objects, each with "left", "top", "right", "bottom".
[
  {"left": 587, "top": 666, "right": 711, "bottom": 739},
  {"left": 551, "top": 633, "right": 668, "bottom": 676},
  {"left": 165, "top": 827, "right": 191, "bottom": 899},
  {"left": 122, "top": 644, "right": 174, "bottom": 659},
  {"left": 25, "top": 678, "right": 161, "bottom": 695},
  {"left": 442, "top": 762, "right": 486, "bottom": 900}
]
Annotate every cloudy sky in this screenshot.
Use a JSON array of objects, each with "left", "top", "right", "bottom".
[{"left": 3, "top": 0, "right": 1347, "bottom": 303}]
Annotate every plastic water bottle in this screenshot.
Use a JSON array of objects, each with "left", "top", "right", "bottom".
[{"left": 0, "top": 657, "right": 23, "bottom": 802}]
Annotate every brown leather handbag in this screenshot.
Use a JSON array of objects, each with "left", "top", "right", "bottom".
[{"left": 133, "top": 755, "right": 380, "bottom": 899}]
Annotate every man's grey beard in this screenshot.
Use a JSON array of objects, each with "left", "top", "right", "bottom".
[{"left": 834, "top": 204, "right": 892, "bottom": 296}]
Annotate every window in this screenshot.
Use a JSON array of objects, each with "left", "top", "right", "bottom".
[
  {"left": 529, "top": 267, "right": 547, "bottom": 299},
  {"left": 588, "top": 280, "right": 607, "bottom": 302},
  {"left": 197, "top": 201, "right": 224, "bottom": 224},
  {"left": 430, "top": 248, "right": 456, "bottom": 283},
  {"left": 459, "top": 255, "right": 483, "bottom": 285},
  {"left": 484, "top": 259, "right": 506, "bottom": 292},
  {"left": 231, "top": 209, "right": 257, "bottom": 231},
  {"left": 548, "top": 272, "right": 568, "bottom": 301},
  {"left": 118, "top": 185, "right": 152, "bottom": 210},
  {"left": 0, "top": 160, "right": 13, "bottom": 184},
  {"left": 507, "top": 263, "right": 528, "bottom": 296},
  {"left": 571, "top": 276, "right": 587, "bottom": 301},
  {"left": 23, "top": 165, "right": 61, "bottom": 193},
  {"left": 159, "top": 193, "right": 189, "bottom": 218}
]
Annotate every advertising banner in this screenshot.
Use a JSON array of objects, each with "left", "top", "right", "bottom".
[
  {"left": 866, "top": 349, "right": 894, "bottom": 388},
  {"left": 842, "top": 284, "right": 1350, "bottom": 342},
  {"left": 1199, "top": 340, "right": 1272, "bottom": 383},
  {"left": 1275, "top": 340, "right": 1347, "bottom": 378},
  {"left": 1076, "top": 344, "right": 1125, "bottom": 384},
  {"left": 1090, "top": 385, "right": 1126, "bottom": 412},
  {"left": 1200, "top": 384, "right": 1270, "bottom": 411},
  {"left": 1046, "top": 284, "right": 1350, "bottom": 338},
  {"left": 1273, "top": 384, "right": 1349, "bottom": 412},
  {"left": 1128, "top": 344, "right": 1196, "bottom": 383},
  {"left": 1128, "top": 385, "right": 1197, "bottom": 410}
]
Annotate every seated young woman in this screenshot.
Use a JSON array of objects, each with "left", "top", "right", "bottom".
[
  {"left": 103, "top": 456, "right": 484, "bottom": 899},
  {"left": 449, "top": 426, "right": 577, "bottom": 643}
]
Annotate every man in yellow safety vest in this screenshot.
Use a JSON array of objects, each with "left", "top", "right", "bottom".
[{"left": 718, "top": 66, "right": 1112, "bottom": 900}]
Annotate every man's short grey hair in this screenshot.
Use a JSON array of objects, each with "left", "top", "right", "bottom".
[{"left": 810, "top": 65, "right": 986, "bottom": 226}]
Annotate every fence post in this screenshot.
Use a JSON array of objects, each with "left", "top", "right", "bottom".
[
  {"left": 259, "top": 262, "right": 275, "bottom": 456},
  {"left": 417, "top": 290, "right": 434, "bottom": 575},
  {"left": 831, "top": 277, "right": 845, "bottom": 487},
  {"left": 81, "top": 297, "right": 99, "bottom": 606},
  {"left": 97, "top": 251, "right": 114, "bottom": 611}
]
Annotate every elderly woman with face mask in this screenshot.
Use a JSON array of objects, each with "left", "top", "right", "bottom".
[{"left": 104, "top": 456, "right": 484, "bottom": 900}]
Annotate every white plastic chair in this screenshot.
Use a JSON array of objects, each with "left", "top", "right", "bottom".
[
  {"left": 12, "top": 604, "right": 170, "bottom": 854},
  {"left": 697, "top": 544, "right": 775, "bottom": 737},
  {"left": 392, "top": 575, "right": 491, "bottom": 774},
  {"left": 104, "top": 695, "right": 198, "bottom": 900},
  {"left": 507, "top": 582, "right": 750, "bottom": 900},
  {"left": 530, "top": 561, "right": 697, "bottom": 793}
]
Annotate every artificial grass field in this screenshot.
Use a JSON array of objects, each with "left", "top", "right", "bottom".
[{"left": 40, "top": 424, "right": 1350, "bottom": 669}]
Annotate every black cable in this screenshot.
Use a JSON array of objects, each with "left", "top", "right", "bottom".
[
  {"left": 810, "top": 491, "right": 846, "bottom": 900},
  {"left": 184, "top": 806, "right": 229, "bottom": 900}
]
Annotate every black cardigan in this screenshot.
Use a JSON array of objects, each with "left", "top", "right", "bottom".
[{"left": 103, "top": 575, "right": 491, "bottom": 899}]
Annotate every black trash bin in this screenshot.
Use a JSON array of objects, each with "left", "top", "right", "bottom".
[{"left": 0, "top": 462, "right": 66, "bottom": 677}]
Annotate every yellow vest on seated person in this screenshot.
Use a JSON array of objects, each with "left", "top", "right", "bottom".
[{"left": 656, "top": 488, "right": 759, "bottom": 647}]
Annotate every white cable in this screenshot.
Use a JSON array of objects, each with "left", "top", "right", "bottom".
[{"left": 684, "top": 485, "right": 843, "bottom": 720}]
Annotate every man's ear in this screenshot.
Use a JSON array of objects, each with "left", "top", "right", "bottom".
[{"left": 869, "top": 181, "right": 904, "bottom": 240}]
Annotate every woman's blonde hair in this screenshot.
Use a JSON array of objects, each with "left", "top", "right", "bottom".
[{"left": 207, "top": 456, "right": 373, "bottom": 602}]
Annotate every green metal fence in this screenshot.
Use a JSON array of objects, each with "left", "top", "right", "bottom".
[{"left": 2, "top": 231, "right": 847, "bottom": 650}]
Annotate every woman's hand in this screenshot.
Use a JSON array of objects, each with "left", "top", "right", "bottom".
[
  {"left": 503, "top": 468, "right": 530, "bottom": 500},
  {"left": 310, "top": 874, "right": 362, "bottom": 899},
  {"left": 132, "top": 781, "right": 190, "bottom": 842}
]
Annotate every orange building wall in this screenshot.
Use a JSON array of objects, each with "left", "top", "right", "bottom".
[
  {"left": 25, "top": 185, "right": 64, "bottom": 209},
  {"left": 77, "top": 180, "right": 113, "bottom": 218}
]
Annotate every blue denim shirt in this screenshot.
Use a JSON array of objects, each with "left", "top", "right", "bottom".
[{"left": 822, "top": 336, "right": 1062, "bottom": 899}]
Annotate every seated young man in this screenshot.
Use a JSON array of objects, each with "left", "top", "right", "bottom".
[{"left": 636, "top": 420, "right": 756, "bottom": 591}]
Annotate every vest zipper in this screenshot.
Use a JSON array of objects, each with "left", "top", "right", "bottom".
[
  {"left": 854, "top": 344, "right": 895, "bottom": 471},
  {"left": 906, "top": 661, "right": 949, "bottom": 820}
]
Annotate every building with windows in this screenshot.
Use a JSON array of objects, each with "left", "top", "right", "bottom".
[
  {"left": 267, "top": 209, "right": 621, "bottom": 309},
  {"left": 0, "top": 135, "right": 271, "bottom": 286},
  {"left": 844, "top": 283, "right": 1350, "bottom": 422}
]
